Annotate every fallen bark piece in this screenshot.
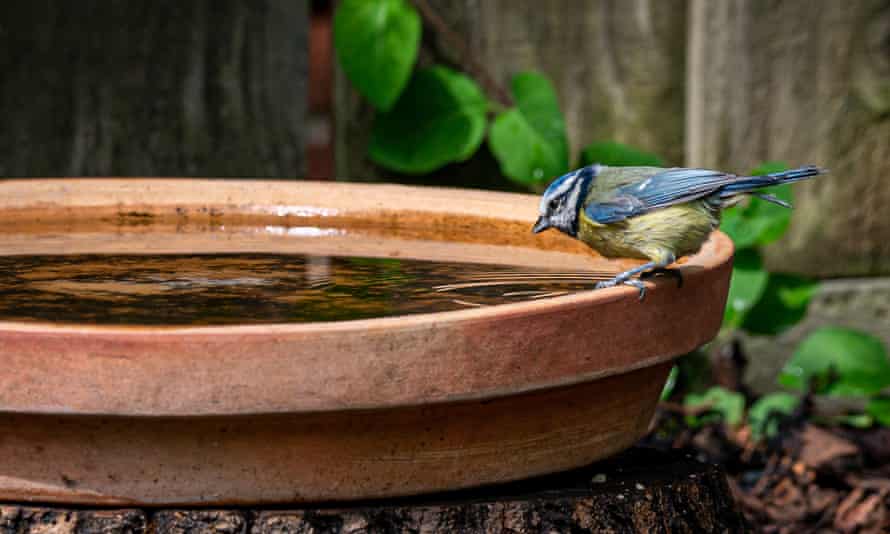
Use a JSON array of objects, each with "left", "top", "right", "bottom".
[
  {"left": 834, "top": 488, "right": 888, "bottom": 534},
  {"left": 796, "top": 424, "right": 860, "bottom": 472}
]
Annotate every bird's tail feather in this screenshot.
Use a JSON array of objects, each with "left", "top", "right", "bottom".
[
  {"left": 719, "top": 165, "right": 825, "bottom": 202},
  {"left": 749, "top": 192, "right": 792, "bottom": 208}
]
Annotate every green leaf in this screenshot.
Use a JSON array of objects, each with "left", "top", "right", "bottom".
[
  {"left": 719, "top": 162, "right": 793, "bottom": 248},
  {"left": 660, "top": 365, "right": 679, "bottom": 401},
  {"left": 578, "top": 141, "right": 664, "bottom": 168},
  {"left": 489, "top": 72, "right": 569, "bottom": 186},
  {"left": 742, "top": 274, "right": 819, "bottom": 335},
  {"left": 684, "top": 386, "right": 746, "bottom": 428},
  {"left": 835, "top": 413, "right": 874, "bottom": 428},
  {"left": 369, "top": 66, "right": 488, "bottom": 174},
  {"left": 724, "top": 248, "right": 769, "bottom": 328},
  {"left": 778, "top": 327, "right": 890, "bottom": 396},
  {"left": 867, "top": 397, "right": 890, "bottom": 427},
  {"left": 334, "top": 0, "right": 421, "bottom": 111},
  {"left": 749, "top": 393, "right": 799, "bottom": 440}
]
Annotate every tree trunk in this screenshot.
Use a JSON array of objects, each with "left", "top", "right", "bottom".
[
  {"left": 335, "top": 0, "right": 687, "bottom": 185},
  {"left": 0, "top": 1, "right": 307, "bottom": 178},
  {"left": 686, "top": 0, "right": 890, "bottom": 276},
  {"left": 0, "top": 448, "right": 747, "bottom": 533}
]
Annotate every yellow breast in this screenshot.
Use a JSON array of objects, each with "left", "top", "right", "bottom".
[{"left": 578, "top": 202, "right": 719, "bottom": 263}]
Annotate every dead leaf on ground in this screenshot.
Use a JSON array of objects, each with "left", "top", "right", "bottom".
[
  {"left": 796, "top": 424, "right": 859, "bottom": 472},
  {"left": 834, "top": 488, "right": 887, "bottom": 533},
  {"left": 764, "top": 478, "right": 808, "bottom": 522}
]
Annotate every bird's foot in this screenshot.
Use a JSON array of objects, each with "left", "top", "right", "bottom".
[
  {"left": 595, "top": 277, "right": 648, "bottom": 300},
  {"left": 641, "top": 267, "right": 684, "bottom": 288}
]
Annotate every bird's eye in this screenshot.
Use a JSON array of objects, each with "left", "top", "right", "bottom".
[{"left": 548, "top": 199, "right": 559, "bottom": 211}]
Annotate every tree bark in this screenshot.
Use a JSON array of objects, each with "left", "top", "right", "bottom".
[
  {"left": 0, "top": 1, "right": 307, "bottom": 178},
  {"left": 335, "top": 0, "right": 687, "bottom": 185},
  {"left": 0, "top": 449, "right": 747, "bottom": 533},
  {"left": 686, "top": 0, "right": 890, "bottom": 276}
]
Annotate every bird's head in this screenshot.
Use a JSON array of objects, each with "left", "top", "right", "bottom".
[{"left": 532, "top": 164, "right": 600, "bottom": 237}]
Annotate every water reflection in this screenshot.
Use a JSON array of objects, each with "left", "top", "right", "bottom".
[{"left": 0, "top": 253, "right": 612, "bottom": 326}]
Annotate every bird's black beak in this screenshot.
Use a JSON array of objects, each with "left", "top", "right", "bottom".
[{"left": 532, "top": 216, "right": 550, "bottom": 234}]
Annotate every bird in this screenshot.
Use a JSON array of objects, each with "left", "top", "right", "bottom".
[{"left": 532, "top": 163, "right": 824, "bottom": 299}]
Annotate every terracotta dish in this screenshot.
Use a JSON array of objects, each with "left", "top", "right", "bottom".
[{"left": 0, "top": 179, "right": 732, "bottom": 505}]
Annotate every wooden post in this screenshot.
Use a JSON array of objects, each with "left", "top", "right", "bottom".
[
  {"left": 335, "top": 0, "right": 687, "bottom": 184},
  {"left": 687, "top": 0, "right": 890, "bottom": 276},
  {"left": 0, "top": 1, "right": 308, "bottom": 178}
]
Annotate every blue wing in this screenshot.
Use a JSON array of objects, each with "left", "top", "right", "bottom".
[{"left": 585, "top": 168, "right": 735, "bottom": 224}]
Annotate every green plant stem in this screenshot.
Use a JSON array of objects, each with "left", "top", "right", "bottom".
[{"left": 411, "top": 0, "right": 514, "bottom": 108}]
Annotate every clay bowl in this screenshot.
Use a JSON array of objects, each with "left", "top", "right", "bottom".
[{"left": 0, "top": 179, "right": 733, "bottom": 505}]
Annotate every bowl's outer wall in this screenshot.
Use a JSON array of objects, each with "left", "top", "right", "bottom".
[
  {"left": 0, "top": 179, "right": 733, "bottom": 503},
  {"left": 0, "top": 363, "right": 671, "bottom": 505}
]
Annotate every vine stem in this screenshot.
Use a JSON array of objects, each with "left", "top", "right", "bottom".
[{"left": 411, "top": 0, "right": 514, "bottom": 108}]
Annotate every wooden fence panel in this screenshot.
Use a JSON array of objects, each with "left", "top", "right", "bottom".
[
  {"left": 0, "top": 1, "right": 308, "bottom": 178},
  {"left": 687, "top": 0, "right": 890, "bottom": 276}
]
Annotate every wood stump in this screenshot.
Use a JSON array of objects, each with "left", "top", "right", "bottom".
[{"left": 0, "top": 448, "right": 747, "bottom": 533}]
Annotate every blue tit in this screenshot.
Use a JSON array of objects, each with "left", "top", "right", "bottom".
[{"left": 532, "top": 163, "right": 824, "bottom": 299}]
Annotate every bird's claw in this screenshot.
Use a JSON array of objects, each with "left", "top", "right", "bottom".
[
  {"left": 641, "top": 267, "right": 684, "bottom": 288},
  {"left": 595, "top": 278, "right": 648, "bottom": 300}
]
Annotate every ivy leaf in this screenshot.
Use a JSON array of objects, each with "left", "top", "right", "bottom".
[
  {"left": 578, "top": 141, "right": 663, "bottom": 168},
  {"left": 369, "top": 66, "right": 487, "bottom": 174},
  {"left": 743, "top": 183, "right": 793, "bottom": 244},
  {"left": 719, "top": 186, "right": 791, "bottom": 248},
  {"left": 867, "top": 397, "right": 890, "bottom": 427},
  {"left": 684, "top": 386, "right": 746, "bottom": 428},
  {"left": 720, "top": 162, "right": 793, "bottom": 248},
  {"left": 333, "top": 0, "right": 421, "bottom": 111},
  {"left": 742, "top": 274, "right": 819, "bottom": 335},
  {"left": 749, "top": 393, "right": 799, "bottom": 440},
  {"left": 778, "top": 327, "right": 890, "bottom": 396},
  {"left": 835, "top": 414, "right": 874, "bottom": 428},
  {"left": 489, "top": 72, "right": 569, "bottom": 186},
  {"left": 724, "top": 248, "right": 769, "bottom": 328}
]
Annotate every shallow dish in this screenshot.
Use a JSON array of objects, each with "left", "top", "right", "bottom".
[{"left": 0, "top": 179, "right": 732, "bottom": 505}]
